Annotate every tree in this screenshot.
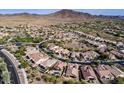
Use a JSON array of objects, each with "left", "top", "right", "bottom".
[
  {"left": 2, "top": 71, "right": 10, "bottom": 84},
  {"left": 33, "top": 37, "right": 43, "bottom": 43},
  {"left": 114, "top": 77, "right": 124, "bottom": 84},
  {"left": 20, "top": 59, "right": 29, "bottom": 68},
  {"left": 16, "top": 46, "right": 26, "bottom": 56},
  {"left": 11, "top": 36, "right": 33, "bottom": 42},
  {"left": 0, "top": 63, "right": 7, "bottom": 71},
  {"left": 63, "top": 79, "right": 82, "bottom": 84},
  {"left": 36, "top": 77, "right": 41, "bottom": 81},
  {"left": 42, "top": 75, "right": 61, "bottom": 83}
]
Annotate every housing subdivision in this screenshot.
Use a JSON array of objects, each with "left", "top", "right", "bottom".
[{"left": 0, "top": 9, "right": 124, "bottom": 84}]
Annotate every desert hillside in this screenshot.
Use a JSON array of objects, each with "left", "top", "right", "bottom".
[{"left": 0, "top": 9, "right": 122, "bottom": 26}]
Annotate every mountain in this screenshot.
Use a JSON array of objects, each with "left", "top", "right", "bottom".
[
  {"left": 48, "top": 9, "right": 92, "bottom": 18},
  {"left": 45, "top": 9, "right": 124, "bottom": 22},
  {"left": 0, "top": 9, "right": 123, "bottom": 26},
  {"left": 43, "top": 9, "right": 95, "bottom": 23}
]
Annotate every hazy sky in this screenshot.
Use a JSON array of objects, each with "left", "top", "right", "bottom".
[{"left": 0, "top": 9, "right": 124, "bottom": 16}]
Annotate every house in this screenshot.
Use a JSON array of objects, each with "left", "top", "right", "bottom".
[
  {"left": 84, "top": 39, "right": 101, "bottom": 47},
  {"left": 26, "top": 46, "right": 37, "bottom": 53},
  {"left": 81, "top": 51, "right": 100, "bottom": 61},
  {"left": 105, "top": 65, "right": 124, "bottom": 78},
  {"left": 53, "top": 61, "right": 67, "bottom": 70},
  {"left": 26, "top": 47, "right": 49, "bottom": 67},
  {"left": 120, "top": 50, "right": 124, "bottom": 54},
  {"left": 27, "top": 52, "right": 49, "bottom": 65},
  {"left": 62, "top": 49, "right": 70, "bottom": 56},
  {"left": 49, "top": 70, "right": 62, "bottom": 76},
  {"left": 7, "top": 44, "right": 18, "bottom": 52},
  {"left": 116, "top": 42, "right": 124, "bottom": 54},
  {"left": 95, "top": 65, "right": 114, "bottom": 83},
  {"left": 80, "top": 65, "right": 99, "bottom": 83},
  {"left": 109, "top": 53, "right": 117, "bottom": 60},
  {"left": 48, "top": 44, "right": 70, "bottom": 57},
  {"left": 117, "top": 42, "right": 124, "bottom": 50},
  {"left": 65, "top": 64, "right": 79, "bottom": 79},
  {"left": 0, "top": 32, "right": 8, "bottom": 39},
  {"left": 98, "top": 44, "right": 107, "bottom": 53},
  {"left": 39, "top": 58, "right": 57, "bottom": 68},
  {"left": 111, "top": 50, "right": 124, "bottom": 59},
  {"left": 95, "top": 37, "right": 101, "bottom": 41},
  {"left": 70, "top": 52, "right": 81, "bottom": 61},
  {"left": 26, "top": 47, "right": 57, "bottom": 69}
]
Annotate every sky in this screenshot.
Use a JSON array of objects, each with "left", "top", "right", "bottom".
[{"left": 0, "top": 9, "right": 124, "bottom": 16}]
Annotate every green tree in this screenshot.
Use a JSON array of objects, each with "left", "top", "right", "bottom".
[{"left": 115, "top": 77, "right": 124, "bottom": 84}]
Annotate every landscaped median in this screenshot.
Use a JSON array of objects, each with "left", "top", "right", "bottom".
[
  {"left": 0, "top": 49, "right": 28, "bottom": 84},
  {"left": 0, "top": 58, "right": 10, "bottom": 84}
]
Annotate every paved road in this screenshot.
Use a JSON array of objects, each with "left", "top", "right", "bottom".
[
  {"left": 69, "top": 60, "right": 124, "bottom": 65},
  {"left": 0, "top": 51, "right": 20, "bottom": 84},
  {"left": 39, "top": 41, "right": 124, "bottom": 65}
]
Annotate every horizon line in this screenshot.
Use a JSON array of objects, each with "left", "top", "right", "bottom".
[{"left": 0, "top": 9, "right": 123, "bottom": 16}]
